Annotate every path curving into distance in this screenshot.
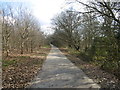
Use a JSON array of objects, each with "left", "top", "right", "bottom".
[{"left": 28, "top": 45, "right": 100, "bottom": 88}]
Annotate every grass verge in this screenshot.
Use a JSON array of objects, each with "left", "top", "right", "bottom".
[
  {"left": 2, "top": 47, "right": 51, "bottom": 88},
  {"left": 60, "top": 48, "right": 120, "bottom": 89}
]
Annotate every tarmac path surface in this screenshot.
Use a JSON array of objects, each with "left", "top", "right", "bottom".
[{"left": 29, "top": 45, "right": 100, "bottom": 88}]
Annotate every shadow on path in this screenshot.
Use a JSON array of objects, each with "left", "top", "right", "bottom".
[{"left": 28, "top": 45, "right": 100, "bottom": 88}]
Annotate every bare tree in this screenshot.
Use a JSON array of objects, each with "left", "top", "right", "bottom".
[
  {"left": 2, "top": 5, "right": 14, "bottom": 57},
  {"left": 2, "top": 4, "right": 46, "bottom": 56},
  {"left": 52, "top": 9, "right": 82, "bottom": 50},
  {"left": 75, "top": 0, "right": 120, "bottom": 23}
]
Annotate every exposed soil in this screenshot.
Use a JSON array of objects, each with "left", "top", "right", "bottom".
[
  {"left": 2, "top": 47, "right": 51, "bottom": 88},
  {"left": 60, "top": 48, "right": 120, "bottom": 89}
]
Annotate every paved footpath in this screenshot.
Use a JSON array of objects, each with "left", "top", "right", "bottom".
[{"left": 29, "top": 45, "right": 100, "bottom": 88}]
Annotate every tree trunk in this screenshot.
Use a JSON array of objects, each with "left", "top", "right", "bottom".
[
  {"left": 5, "top": 39, "right": 9, "bottom": 57},
  {"left": 30, "top": 40, "right": 33, "bottom": 53},
  {"left": 21, "top": 42, "right": 24, "bottom": 54}
]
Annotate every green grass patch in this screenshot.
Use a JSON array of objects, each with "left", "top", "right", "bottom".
[
  {"left": 68, "top": 48, "right": 80, "bottom": 55},
  {"left": 2, "top": 59, "right": 17, "bottom": 67},
  {"left": 43, "top": 45, "right": 51, "bottom": 48}
]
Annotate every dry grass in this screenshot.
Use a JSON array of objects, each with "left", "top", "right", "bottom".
[
  {"left": 60, "top": 48, "right": 120, "bottom": 89},
  {"left": 2, "top": 47, "right": 51, "bottom": 88}
]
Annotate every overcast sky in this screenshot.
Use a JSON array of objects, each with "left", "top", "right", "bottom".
[
  {"left": 30, "top": 0, "right": 67, "bottom": 35},
  {"left": 0, "top": 0, "right": 86, "bottom": 35}
]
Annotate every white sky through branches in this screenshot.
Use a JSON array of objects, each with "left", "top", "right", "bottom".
[
  {"left": 0, "top": 0, "right": 87, "bottom": 35},
  {"left": 30, "top": 0, "right": 66, "bottom": 35}
]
